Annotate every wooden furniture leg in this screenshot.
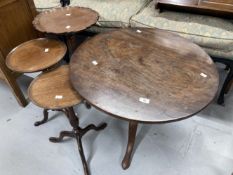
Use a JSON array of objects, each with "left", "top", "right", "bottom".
[
  {"left": 122, "top": 121, "right": 138, "bottom": 170},
  {"left": 60, "top": 0, "right": 70, "bottom": 7},
  {"left": 34, "top": 100, "right": 91, "bottom": 127},
  {"left": 218, "top": 64, "right": 233, "bottom": 104},
  {"left": 212, "top": 57, "right": 233, "bottom": 105},
  {"left": 225, "top": 78, "right": 233, "bottom": 94},
  {"left": 0, "top": 53, "right": 27, "bottom": 107},
  {"left": 4, "top": 74, "right": 28, "bottom": 107},
  {"left": 34, "top": 109, "right": 49, "bottom": 126},
  {"left": 49, "top": 107, "right": 107, "bottom": 175},
  {"left": 84, "top": 100, "right": 92, "bottom": 109},
  {"left": 49, "top": 131, "right": 75, "bottom": 142},
  {"left": 60, "top": 35, "right": 73, "bottom": 63}
]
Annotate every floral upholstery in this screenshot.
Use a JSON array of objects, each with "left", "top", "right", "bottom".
[
  {"left": 70, "top": 0, "right": 152, "bottom": 27},
  {"left": 33, "top": 0, "right": 61, "bottom": 11},
  {"left": 130, "top": 0, "right": 233, "bottom": 59}
]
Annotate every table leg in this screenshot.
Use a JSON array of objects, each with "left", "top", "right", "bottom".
[
  {"left": 34, "top": 109, "right": 49, "bottom": 126},
  {"left": 49, "top": 131, "right": 75, "bottom": 142},
  {"left": 225, "top": 78, "right": 233, "bottom": 94},
  {"left": 83, "top": 100, "right": 91, "bottom": 109},
  {"left": 218, "top": 66, "right": 233, "bottom": 104},
  {"left": 49, "top": 107, "right": 107, "bottom": 175},
  {"left": 122, "top": 121, "right": 138, "bottom": 170},
  {"left": 60, "top": 0, "right": 70, "bottom": 7},
  {"left": 60, "top": 35, "right": 73, "bottom": 63}
]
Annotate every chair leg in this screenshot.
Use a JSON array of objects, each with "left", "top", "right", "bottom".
[{"left": 217, "top": 66, "right": 233, "bottom": 105}]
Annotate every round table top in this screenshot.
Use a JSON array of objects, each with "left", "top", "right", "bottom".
[
  {"left": 6, "top": 38, "right": 66, "bottom": 73},
  {"left": 70, "top": 28, "right": 219, "bottom": 123},
  {"left": 33, "top": 6, "right": 99, "bottom": 34},
  {"left": 29, "top": 65, "right": 82, "bottom": 109}
]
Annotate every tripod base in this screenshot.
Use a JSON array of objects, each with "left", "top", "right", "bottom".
[
  {"left": 49, "top": 107, "right": 106, "bottom": 175},
  {"left": 35, "top": 106, "right": 106, "bottom": 175}
]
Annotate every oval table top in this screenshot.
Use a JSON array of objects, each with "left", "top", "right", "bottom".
[
  {"left": 6, "top": 38, "right": 66, "bottom": 73},
  {"left": 28, "top": 65, "right": 82, "bottom": 110},
  {"left": 70, "top": 28, "right": 219, "bottom": 123},
  {"left": 33, "top": 6, "right": 99, "bottom": 34}
]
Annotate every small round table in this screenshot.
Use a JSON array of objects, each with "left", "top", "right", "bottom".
[
  {"left": 28, "top": 65, "right": 106, "bottom": 175},
  {"left": 33, "top": 6, "right": 99, "bottom": 62},
  {"left": 70, "top": 28, "right": 219, "bottom": 169},
  {"left": 6, "top": 38, "right": 66, "bottom": 73}
]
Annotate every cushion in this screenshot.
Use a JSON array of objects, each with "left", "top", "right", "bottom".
[
  {"left": 130, "top": 0, "right": 233, "bottom": 59},
  {"left": 70, "top": 0, "right": 152, "bottom": 27},
  {"left": 33, "top": 0, "right": 61, "bottom": 11}
]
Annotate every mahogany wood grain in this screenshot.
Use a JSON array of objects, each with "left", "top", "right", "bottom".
[
  {"left": 70, "top": 28, "right": 219, "bottom": 123},
  {"left": 28, "top": 65, "right": 82, "bottom": 109},
  {"left": 0, "top": 0, "right": 38, "bottom": 57},
  {"left": 157, "top": 0, "right": 233, "bottom": 18},
  {"left": 0, "top": 0, "right": 39, "bottom": 107},
  {"left": 70, "top": 28, "right": 219, "bottom": 169},
  {"left": 33, "top": 6, "right": 99, "bottom": 34},
  {"left": 6, "top": 38, "right": 67, "bottom": 73}
]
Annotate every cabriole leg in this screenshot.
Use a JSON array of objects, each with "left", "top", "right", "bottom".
[
  {"left": 34, "top": 109, "right": 49, "bottom": 126},
  {"left": 122, "top": 121, "right": 138, "bottom": 170}
]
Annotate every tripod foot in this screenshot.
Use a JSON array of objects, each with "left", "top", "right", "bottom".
[
  {"left": 34, "top": 109, "right": 49, "bottom": 126},
  {"left": 49, "top": 131, "right": 75, "bottom": 143}
]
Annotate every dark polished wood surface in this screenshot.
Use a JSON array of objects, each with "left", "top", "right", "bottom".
[
  {"left": 70, "top": 28, "right": 219, "bottom": 123},
  {"left": 157, "top": 0, "right": 233, "bottom": 18},
  {"left": 33, "top": 6, "right": 99, "bottom": 34},
  {"left": 6, "top": 38, "right": 66, "bottom": 73}
]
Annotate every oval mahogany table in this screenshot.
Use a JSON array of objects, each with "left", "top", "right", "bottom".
[
  {"left": 70, "top": 28, "right": 219, "bottom": 170},
  {"left": 33, "top": 6, "right": 99, "bottom": 62}
]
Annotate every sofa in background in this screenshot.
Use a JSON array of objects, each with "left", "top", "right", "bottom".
[{"left": 33, "top": 0, "right": 233, "bottom": 104}]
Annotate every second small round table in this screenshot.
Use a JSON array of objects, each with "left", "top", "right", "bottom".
[
  {"left": 28, "top": 65, "right": 107, "bottom": 175},
  {"left": 70, "top": 28, "right": 219, "bottom": 170},
  {"left": 6, "top": 38, "right": 66, "bottom": 73}
]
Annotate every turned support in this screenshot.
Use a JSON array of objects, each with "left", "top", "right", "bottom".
[{"left": 49, "top": 107, "right": 107, "bottom": 175}]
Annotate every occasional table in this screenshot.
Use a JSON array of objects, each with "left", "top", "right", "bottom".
[
  {"left": 5, "top": 38, "right": 67, "bottom": 125},
  {"left": 33, "top": 6, "right": 99, "bottom": 62},
  {"left": 6, "top": 38, "right": 66, "bottom": 73},
  {"left": 70, "top": 28, "right": 219, "bottom": 169},
  {"left": 28, "top": 65, "right": 106, "bottom": 175}
]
